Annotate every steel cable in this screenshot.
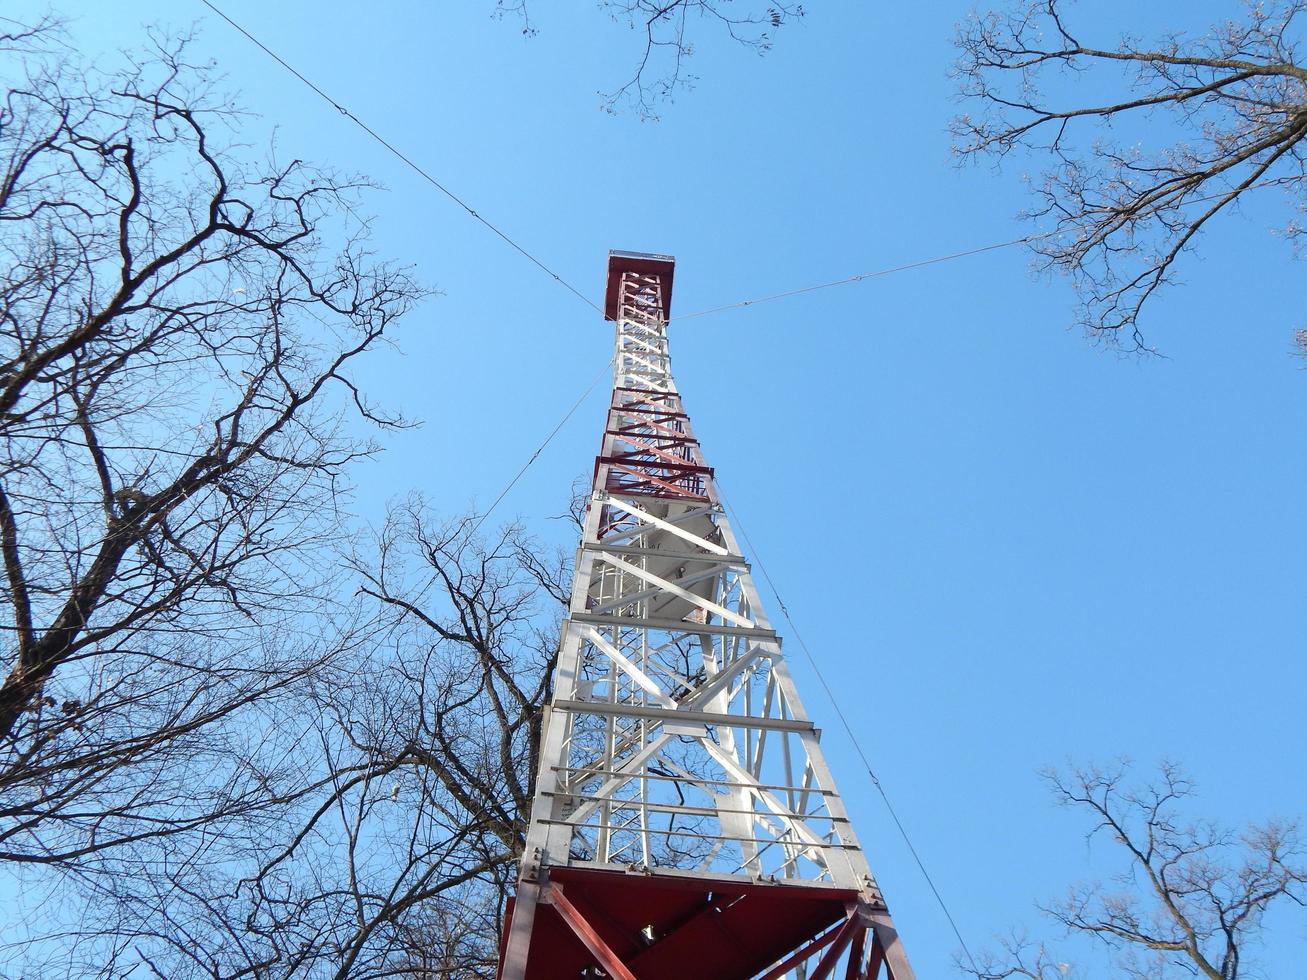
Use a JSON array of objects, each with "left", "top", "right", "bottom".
[
  {"left": 198, "top": 0, "right": 603, "bottom": 317},
  {"left": 717, "top": 483, "right": 984, "bottom": 975}
]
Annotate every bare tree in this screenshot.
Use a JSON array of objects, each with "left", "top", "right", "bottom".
[
  {"left": 954, "top": 0, "right": 1307, "bottom": 348},
  {"left": 26, "top": 501, "right": 568, "bottom": 979},
  {"left": 495, "top": 1, "right": 804, "bottom": 120},
  {"left": 0, "top": 12, "right": 425, "bottom": 967},
  {"left": 312, "top": 501, "right": 562, "bottom": 978},
  {"left": 962, "top": 762, "right": 1307, "bottom": 980}
]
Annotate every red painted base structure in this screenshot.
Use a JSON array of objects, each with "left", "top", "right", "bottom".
[{"left": 499, "top": 867, "right": 897, "bottom": 980}]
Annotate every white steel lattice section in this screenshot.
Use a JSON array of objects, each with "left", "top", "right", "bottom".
[{"left": 522, "top": 268, "right": 883, "bottom": 898}]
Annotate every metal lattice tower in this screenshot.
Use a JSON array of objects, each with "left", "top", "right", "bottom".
[{"left": 498, "top": 252, "right": 914, "bottom": 980}]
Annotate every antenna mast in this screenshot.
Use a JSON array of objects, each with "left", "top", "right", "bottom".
[{"left": 498, "top": 251, "right": 914, "bottom": 980}]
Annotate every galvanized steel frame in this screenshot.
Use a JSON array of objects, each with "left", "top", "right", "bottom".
[{"left": 501, "top": 260, "right": 913, "bottom": 979}]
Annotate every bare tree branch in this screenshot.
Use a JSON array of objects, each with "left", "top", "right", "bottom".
[
  {"left": 954, "top": 0, "right": 1307, "bottom": 348},
  {"left": 962, "top": 762, "right": 1307, "bottom": 980},
  {"left": 496, "top": 1, "right": 805, "bottom": 120},
  {"left": 0, "top": 19, "right": 451, "bottom": 978}
]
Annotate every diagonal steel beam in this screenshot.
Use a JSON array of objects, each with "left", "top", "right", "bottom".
[
  {"left": 581, "top": 627, "right": 678, "bottom": 708},
  {"left": 757, "top": 923, "right": 843, "bottom": 980},
  {"left": 596, "top": 552, "right": 754, "bottom": 627},
  {"left": 562, "top": 733, "right": 673, "bottom": 829},
  {"left": 541, "top": 882, "right": 639, "bottom": 980},
  {"left": 599, "top": 496, "right": 728, "bottom": 554},
  {"left": 807, "top": 913, "right": 866, "bottom": 980}
]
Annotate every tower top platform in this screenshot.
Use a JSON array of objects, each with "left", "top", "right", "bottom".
[{"left": 604, "top": 249, "right": 675, "bottom": 321}]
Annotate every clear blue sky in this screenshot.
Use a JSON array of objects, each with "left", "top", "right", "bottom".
[{"left": 16, "top": 2, "right": 1306, "bottom": 975}]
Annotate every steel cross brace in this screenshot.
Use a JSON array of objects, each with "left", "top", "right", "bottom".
[{"left": 540, "top": 881, "right": 639, "bottom": 980}]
